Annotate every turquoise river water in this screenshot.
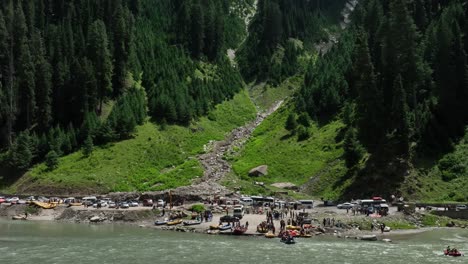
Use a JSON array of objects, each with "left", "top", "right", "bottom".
[{"left": 0, "top": 220, "right": 467, "bottom": 264}]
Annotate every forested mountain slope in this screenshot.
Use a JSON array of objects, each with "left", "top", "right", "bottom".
[
  {"left": 230, "top": 0, "right": 467, "bottom": 201},
  {"left": 0, "top": 0, "right": 250, "bottom": 179},
  {"left": 1, "top": 0, "right": 466, "bottom": 202}
]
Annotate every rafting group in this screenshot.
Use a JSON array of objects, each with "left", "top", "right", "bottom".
[{"left": 444, "top": 246, "right": 464, "bottom": 257}]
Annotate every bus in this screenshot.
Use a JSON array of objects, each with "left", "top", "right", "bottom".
[
  {"left": 240, "top": 197, "right": 253, "bottom": 206},
  {"left": 298, "top": 200, "right": 314, "bottom": 209},
  {"left": 251, "top": 196, "right": 274, "bottom": 206}
]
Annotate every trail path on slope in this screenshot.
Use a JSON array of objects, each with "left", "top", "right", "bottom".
[
  {"left": 173, "top": 1, "right": 358, "bottom": 197},
  {"left": 195, "top": 100, "right": 283, "bottom": 187}
]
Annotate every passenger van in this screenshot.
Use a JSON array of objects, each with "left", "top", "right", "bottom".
[
  {"left": 82, "top": 196, "right": 97, "bottom": 205},
  {"left": 240, "top": 197, "right": 253, "bottom": 206},
  {"left": 299, "top": 200, "right": 314, "bottom": 209},
  {"left": 233, "top": 205, "right": 245, "bottom": 219}
]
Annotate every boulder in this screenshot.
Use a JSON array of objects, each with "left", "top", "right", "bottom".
[
  {"left": 248, "top": 165, "right": 268, "bottom": 177},
  {"left": 89, "top": 216, "right": 102, "bottom": 222},
  {"left": 360, "top": 235, "right": 377, "bottom": 241}
]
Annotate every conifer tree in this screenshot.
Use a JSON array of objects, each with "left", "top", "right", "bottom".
[
  {"left": 391, "top": 75, "right": 410, "bottom": 155},
  {"left": 285, "top": 113, "right": 298, "bottom": 131},
  {"left": 354, "top": 33, "right": 383, "bottom": 150},
  {"left": 112, "top": 3, "right": 131, "bottom": 96},
  {"left": 83, "top": 135, "right": 94, "bottom": 157},
  {"left": 343, "top": 127, "right": 363, "bottom": 168},
  {"left": 45, "top": 150, "right": 58, "bottom": 170},
  {"left": 88, "top": 20, "right": 113, "bottom": 113},
  {"left": 190, "top": 0, "right": 204, "bottom": 58},
  {"left": 17, "top": 37, "right": 36, "bottom": 129},
  {"left": 9, "top": 131, "right": 33, "bottom": 169},
  {"left": 34, "top": 37, "right": 52, "bottom": 131}
]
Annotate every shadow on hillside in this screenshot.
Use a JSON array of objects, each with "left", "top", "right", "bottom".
[
  {"left": 280, "top": 133, "right": 295, "bottom": 141},
  {"left": 0, "top": 167, "right": 26, "bottom": 189},
  {"left": 340, "top": 150, "right": 408, "bottom": 201}
]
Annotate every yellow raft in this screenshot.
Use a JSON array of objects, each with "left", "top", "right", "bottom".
[
  {"left": 209, "top": 225, "right": 219, "bottom": 230},
  {"left": 32, "top": 201, "right": 57, "bottom": 209},
  {"left": 286, "top": 225, "right": 301, "bottom": 230},
  {"left": 264, "top": 232, "right": 276, "bottom": 238},
  {"left": 166, "top": 219, "right": 183, "bottom": 226}
]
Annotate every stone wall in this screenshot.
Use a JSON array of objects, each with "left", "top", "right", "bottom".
[{"left": 432, "top": 210, "right": 468, "bottom": 220}]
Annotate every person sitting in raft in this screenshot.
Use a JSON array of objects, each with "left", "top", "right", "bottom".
[{"left": 446, "top": 246, "right": 451, "bottom": 252}]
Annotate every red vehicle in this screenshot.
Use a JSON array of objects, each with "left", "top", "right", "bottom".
[
  {"left": 0, "top": 196, "right": 5, "bottom": 204},
  {"left": 444, "top": 249, "right": 463, "bottom": 257},
  {"left": 143, "top": 199, "right": 153, "bottom": 207}
]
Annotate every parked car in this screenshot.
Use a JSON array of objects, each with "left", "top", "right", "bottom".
[
  {"left": 456, "top": 205, "right": 467, "bottom": 211},
  {"left": 157, "top": 199, "right": 165, "bottom": 207},
  {"left": 128, "top": 201, "right": 139, "bottom": 207},
  {"left": 220, "top": 215, "right": 239, "bottom": 223},
  {"left": 108, "top": 201, "right": 116, "bottom": 208},
  {"left": 63, "top": 197, "right": 76, "bottom": 204},
  {"left": 337, "top": 202, "right": 353, "bottom": 209},
  {"left": 8, "top": 197, "right": 19, "bottom": 204},
  {"left": 92, "top": 201, "right": 108, "bottom": 208},
  {"left": 143, "top": 199, "right": 153, "bottom": 207},
  {"left": 0, "top": 196, "right": 6, "bottom": 204},
  {"left": 119, "top": 202, "right": 129, "bottom": 209},
  {"left": 83, "top": 200, "right": 94, "bottom": 206}
]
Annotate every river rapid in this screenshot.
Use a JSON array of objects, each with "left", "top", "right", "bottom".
[{"left": 0, "top": 220, "right": 467, "bottom": 264}]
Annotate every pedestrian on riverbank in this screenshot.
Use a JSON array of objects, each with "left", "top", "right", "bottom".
[{"left": 380, "top": 223, "right": 385, "bottom": 233}]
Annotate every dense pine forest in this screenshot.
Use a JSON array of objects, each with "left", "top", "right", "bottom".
[
  {"left": 293, "top": 0, "right": 468, "bottom": 196},
  {"left": 231, "top": 0, "right": 467, "bottom": 199},
  {"left": 0, "top": 0, "right": 246, "bottom": 172},
  {"left": 0, "top": 0, "right": 466, "bottom": 200}
]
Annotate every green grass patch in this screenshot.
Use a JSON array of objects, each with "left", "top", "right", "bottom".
[
  {"left": 384, "top": 220, "right": 416, "bottom": 230},
  {"left": 401, "top": 130, "right": 468, "bottom": 202},
  {"left": 9, "top": 90, "right": 257, "bottom": 194},
  {"left": 190, "top": 204, "right": 205, "bottom": 213},
  {"left": 227, "top": 103, "right": 347, "bottom": 199},
  {"left": 248, "top": 76, "right": 301, "bottom": 110}
]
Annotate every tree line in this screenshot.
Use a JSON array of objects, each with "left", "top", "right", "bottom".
[
  {"left": 237, "top": 0, "right": 347, "bottom": 84},
  {"left": 297, "top": 0, "right": 468, "bottom": 172},
  {"left": 0, "top": 0, "right": 245, "bottom": 171}
]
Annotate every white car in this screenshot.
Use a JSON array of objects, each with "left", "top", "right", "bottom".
[
  {"left": 119, "top": 202, "right": 129, "bottom": 209},
  {"left": 92, "top": 201, "right": 108, "bottom": 208},
  {"left": 337, "top": 202, "right": 353, "bottom": 209},
  {"left": 108, "top": 202, "right": 116, "bottom": 208},
  {"left": 7, "top": 197, "right": 20, "bottom": 204},
  {"left": 157, "top": 199, "right": 165, "bottom": 207},
  {"left": 456, "top": 205, "right": 467, "bottom": 211},
  {"left": 128, "top": 201, "right": 139, "bottom": 207}
]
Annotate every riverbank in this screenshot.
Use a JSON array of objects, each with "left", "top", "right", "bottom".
[{"left": 2, "top": 203, "right": 466, "bottom": 242}]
